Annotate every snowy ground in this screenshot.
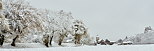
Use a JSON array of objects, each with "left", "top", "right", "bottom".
[{"left": 0, "top": 43, "right": 154, "bottom": 51}]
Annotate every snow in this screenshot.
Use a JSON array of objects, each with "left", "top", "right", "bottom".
[
  {"left": 0, "top": 43, "right": 154, "bottom": 51},
  {"left": 1, "top": 0, "right": 154, "bottom": 51}
]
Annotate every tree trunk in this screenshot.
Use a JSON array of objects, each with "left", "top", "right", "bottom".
[
  {"left": 0, "top": 34, "right": 4, "bottom": 46},
  {"left": 74, "top": 34, "right": 82, "bottom": 44},
  {"left": 11, "top": 35, "right": 19, "bottom": 46},
  {"left": 58, "top": 35, "right": 64, "bottom": 45},
  {"left": 44, "top": 35, "right": 49, "bottom": 47},
  {"left": 58, "top": 40, "right": 62, "bottom": 45},
  {"left": 49, "top": 36, "right": 53, "bottom": 46}
]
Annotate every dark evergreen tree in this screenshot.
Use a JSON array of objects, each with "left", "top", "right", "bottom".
[{"left": 117, "top": 39, "right": 123, "bottom": 43}]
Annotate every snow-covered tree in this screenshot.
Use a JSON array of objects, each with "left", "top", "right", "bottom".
[
  {"left": 124, "top": 26, "right": 154, "bottom": 44},
  {"left": 0, "top": 0, "right": 90, "bottom": 47},
  {"left": 144, "top": 26, "right": 152, "bottom": 33},
  {"left": 0, "top": 0, "right": 49, "bottom": 46},
  {"left": 72, "top": 20, "right": 92, "bottom": 44}
]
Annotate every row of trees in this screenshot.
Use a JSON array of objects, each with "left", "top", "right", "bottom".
[
  {"left": 0, "top": 0, "right": 92, "bottom": 47},
  {"left": 124, "top": 26, "right": 154, "bottom": 44}
]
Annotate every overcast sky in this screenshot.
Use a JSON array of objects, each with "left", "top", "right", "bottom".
[{"left": 26, "top": 0, "right": 154, "bottom": 41}]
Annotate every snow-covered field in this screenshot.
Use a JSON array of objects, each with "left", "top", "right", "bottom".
[{"left": 0, "top": 43, "right": 154, "bottom": 51}]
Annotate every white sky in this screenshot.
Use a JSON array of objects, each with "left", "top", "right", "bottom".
[{"left": 26, "top": 0, "right": 154, "bottom": 41}]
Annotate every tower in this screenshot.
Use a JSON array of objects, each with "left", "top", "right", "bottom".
[{"left": 96, "top": 35, "right": 100, "bottom": 44}]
